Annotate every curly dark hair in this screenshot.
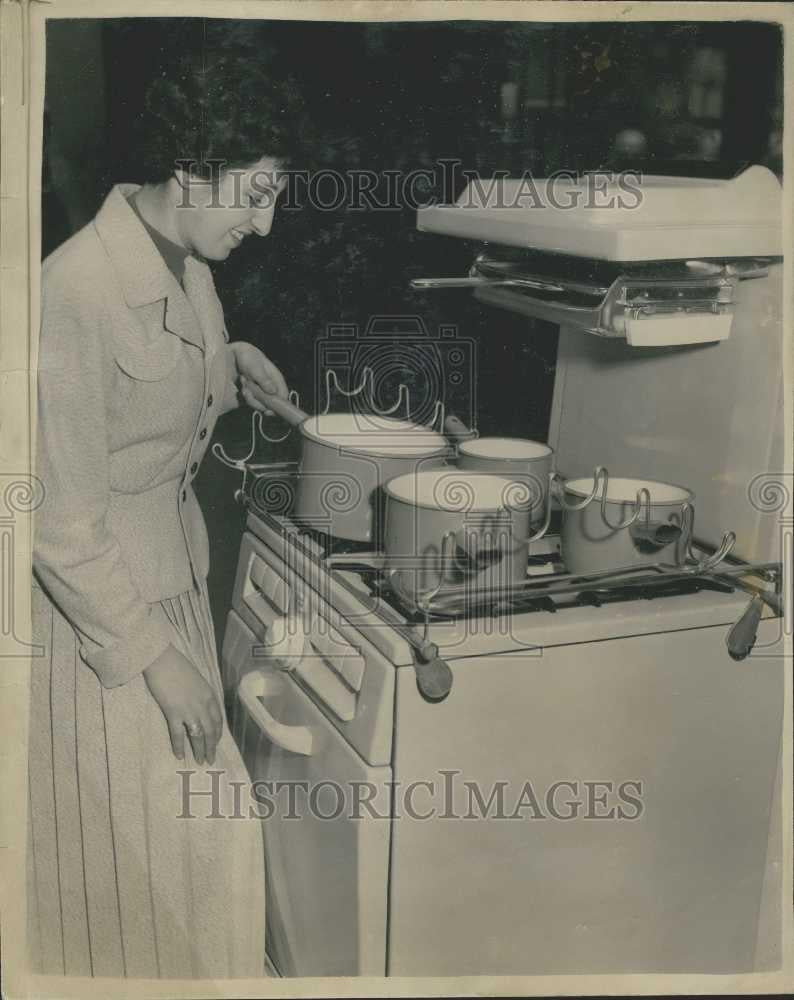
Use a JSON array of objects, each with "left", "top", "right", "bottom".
[{"left": 135, "top": 33, "right": 308, "bottom": 182}]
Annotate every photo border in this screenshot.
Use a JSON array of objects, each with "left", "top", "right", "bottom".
[{"left": 1, "top": 2, "right": 791, "bottom": 997}]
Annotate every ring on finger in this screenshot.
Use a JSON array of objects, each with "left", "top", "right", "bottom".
[{"left": 187, "top": 722, "right": 204, "bottom": 736}]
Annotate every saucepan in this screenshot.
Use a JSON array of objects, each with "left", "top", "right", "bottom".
[
  {"left": 560, "top": 471, "right": 694, "bottom": 575},
  {"left": 383, "top": 468, "right": 532, "bottom": 604},
  {"left": 441, "top": 414, "right": 554, "bottom": 526},
  {"left": 261, "top": 394, "right": 450, "bottom": 542},
  {"left": 455, "top": 434, "right": 555, "bottom": 527}
]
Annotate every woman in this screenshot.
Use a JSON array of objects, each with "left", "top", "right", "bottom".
[{"left": 28, "top": 50, "right": 301, "bottom": 978}]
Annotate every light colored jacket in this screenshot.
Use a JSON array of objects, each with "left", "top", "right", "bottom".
[{"left": 35, "top": 184, "right": 239, "bottom": 688}]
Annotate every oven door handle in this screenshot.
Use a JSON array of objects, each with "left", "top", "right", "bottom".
[{"left": 237, "top": 671, "right": 314, "bottom": 756}]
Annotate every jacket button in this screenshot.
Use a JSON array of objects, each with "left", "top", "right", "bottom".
[
  {"left": 207, "top": 394, "right": 214, "bottom": 407},
  {"left": 199, "top": 428, "right": 207, "bottom": 440},
  {"left": 190, "top": 462, "right": 198, "bottom": 474}
]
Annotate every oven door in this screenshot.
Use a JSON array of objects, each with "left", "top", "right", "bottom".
[{"left": 225, "top": 610, "right": 391, "bottom": 977}]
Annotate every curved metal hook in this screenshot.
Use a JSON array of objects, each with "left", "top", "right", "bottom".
[
  {"left": 673, "top": 503, "right": 735, "bottom": 572},
  {"left": 212, "top": 409, "right": 262, "bottom": 469},
  {"left": 699, "top": 531, "right": 737, "bottom": 571},
  {"left": 416, "top": 531, "right": 457, "bottom": 620},
  {"left": 323, "top": 367, "right": 374, "bottom": 414},
  {"left": 251, "top": 389, "right": 301, "bottom": 444},
  {"left": 557, "top": 468, "right": 652, "bottom": 531},
  {"left": 676, "top": 501, "right": 696, "bottom": 566},
  {"left": 600, "top": 483, "right": 651, "bottom": 532},
  {"left": 212, "top": 410, "right": 273, "bottom": 501},
  {"left": 526, "top": 471, "right": 558, "bottom": 543},
  {"left": 257, "top": 414, "right": 292, "bottom": 444},
  {"left": 556, "top": 467, "right": 608, "bottom": 512},
  {"left": 256, "top": 389, "right": 302, "bottom": 443},
  {"left": 366, "top": 375, "right": 410, "bottom": 417},
  {"left": 426, "top": 399, "right": 446, "bottom": 433},
  {"left": 210, "top": 445, "right": 252, "bottom": 503}
]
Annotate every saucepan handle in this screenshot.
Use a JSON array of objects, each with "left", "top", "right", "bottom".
[
  {"left": 443, "top": 413, "right": 477, "bottom": 443},
  {"left": 259, "top": 392, "right": 310, "bottom": 426},
  {"left": 453, "top": 520, "right": 510, "bottom": 573}
]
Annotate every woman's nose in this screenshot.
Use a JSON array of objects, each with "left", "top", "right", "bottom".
[{"left": 249, "top": 208, "right": 273, "bottom": 236}]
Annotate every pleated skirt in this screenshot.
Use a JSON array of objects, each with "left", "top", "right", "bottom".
[{"left": 26, "top": 580, "right": 266, "bottom": 979}]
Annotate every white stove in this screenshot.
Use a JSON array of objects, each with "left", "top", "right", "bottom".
[
  {"left": 223, "top": 503, "right": 783, "bottom": 977},
  {"left": 220, "top": 165, "right": 786, "bottom": 977}
]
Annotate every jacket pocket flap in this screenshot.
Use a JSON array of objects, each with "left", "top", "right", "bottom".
[{"left": 112, "top": 306, "right": 182, "bottom": 381}]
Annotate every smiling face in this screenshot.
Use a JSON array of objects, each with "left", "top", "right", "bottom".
[{"left": 173, "top": 156, "right": 286, "bottom": 260}]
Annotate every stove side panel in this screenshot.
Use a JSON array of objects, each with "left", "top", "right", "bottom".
[{"left": 388, "top": 620, "right": 784, "bottom": 976}]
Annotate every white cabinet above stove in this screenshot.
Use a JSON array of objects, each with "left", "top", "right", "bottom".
[
  {"left": 413, "top": 165, "right": 782, "bottom": 346},
  {"left": 416, "top": 164, "right": 782, "bottom": 261}
]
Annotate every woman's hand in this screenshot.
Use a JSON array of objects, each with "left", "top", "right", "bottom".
[
  {"left": 231, "top": 341, "right": 289, "bottom": 411},
  {"left": 143, "top": 644, "right": 224, "bottom": 765}
]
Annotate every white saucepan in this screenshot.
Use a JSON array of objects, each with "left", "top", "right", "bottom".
[
  {"left": 561, "top": 475, "right": 694, "bottom": 575},
  {"left": 456, "top": 436, "right": 554, "bottom": 526},
  {"left": 383, "top": 468, "right": 532, "bottom": 604},
  {"left": 263, "top": 394, "right": 450, "bottom": 542}
]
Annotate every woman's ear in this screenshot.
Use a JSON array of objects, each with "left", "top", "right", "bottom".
[
  {"left": 173, "top": 160, "right": 211, "bottom": 187},
  {"left": 172, "top": 165, "right": 211, "bottom": 208},
  {"left": 174, "top": 162, "right": 222, "bottom": 195}
]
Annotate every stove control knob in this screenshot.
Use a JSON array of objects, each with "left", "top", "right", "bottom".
[
  {"left": 725, "top": 594, "right": 764, "bottom": 661},
  {"left": 261, "top": 613, "right": 305, "bottom": 673},
  {"left": 414, "top": 654, "right": 453, "bottom": 702}
]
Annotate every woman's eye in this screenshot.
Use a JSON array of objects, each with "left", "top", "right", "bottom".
[{"left": 247, "top": 190, "right": 276, "bottom": 209}]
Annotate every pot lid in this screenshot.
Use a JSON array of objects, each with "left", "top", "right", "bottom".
[
  {"left": 301, "top": 413, "right": 448, "bottom": 457},
  {"left": 564, "top": 476, "right": 693, "bottom": 505},
  {"left": 460, "top": 437, "right": 552, "bottom": 461}
]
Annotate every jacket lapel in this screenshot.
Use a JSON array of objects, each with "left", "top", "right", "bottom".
[
  {"left": 93, "top": 184, "right": 205, "bottom": 352},
  {"left": 164, "top": 289, "right": 205, "bottom": 352},
  {"left": 182, "top": 257, "right": 227, "bottom": 359}
]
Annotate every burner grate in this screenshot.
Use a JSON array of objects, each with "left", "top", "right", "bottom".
[
  {"left": 375, "top": 572, "right": 737, "bottom": 622},
  {"left": 573, "top": 576, "right": 735, "bottom": 609}
]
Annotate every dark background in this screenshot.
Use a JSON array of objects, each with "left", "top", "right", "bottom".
[{"left": 43, "top": 17, "right": 784, "bottom": 640}]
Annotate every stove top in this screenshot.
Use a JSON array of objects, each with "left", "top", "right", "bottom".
[
  {"left": 241, "top": 465, "right": 780, "bottom": 646},
  {"left": 245, "top": 500, "right": 767, "bottom": 624},
  {"left": 239, "top": 502, "right": 783, "bottom": 702},
  {"left": 348, "top": 553, "right": 737, "bottom": 625}
]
